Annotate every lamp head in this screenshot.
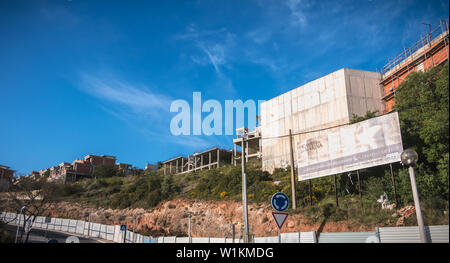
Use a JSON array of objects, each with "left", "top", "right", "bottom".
[{"left": 401, "top": 149, "right": 418, "bottom": 166}]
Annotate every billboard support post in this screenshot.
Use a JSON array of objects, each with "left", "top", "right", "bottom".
[
  {"left": 357, "top": 170, "right": 362, "bottom": 208},
  {"left": 389, "top": 163, "right": 399, "bottom": 206},
  {"left": 308, "top": 180, "right": 312, "bottom": 206},
  {"left": 334, "top": 175, "right": 339, "bottom": 207}
]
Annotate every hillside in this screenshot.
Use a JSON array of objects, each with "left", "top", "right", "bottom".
[
  {"left": 39, "top": 199, "right": 395, "bottom": 237},
  {"left": 2, "top": 62, "right": 449, "bottom": 237},
  {"left": 29, "top": 159, "right": 445, "bottom": 237}
]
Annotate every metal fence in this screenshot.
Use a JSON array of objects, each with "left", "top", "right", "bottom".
[
  {"left": 1, "top": 212, "right": 137, "bottom": 243},
  {"left": 2, "top": 211, "right": 448, "bottom": 243},
  {"left": 378, "top": 225, "right": 449, "bottom": 243},
  {"left": 254, "top": 232, "right": 316, "bottom": 243},
  {"left": 318, "top": 231, "right": 379, "bottom": 243}
]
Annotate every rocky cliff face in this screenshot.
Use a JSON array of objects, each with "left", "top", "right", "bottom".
[{"left": 43, "top": 199, "right": 375, "bottom": 237}]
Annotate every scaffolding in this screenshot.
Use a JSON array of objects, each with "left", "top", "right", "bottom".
[
  {"left": 382, "top": 19, "right": 449, "bottom": 76},
  {"left": 380, "top": 19, "right": 449, "bottom": 113}
]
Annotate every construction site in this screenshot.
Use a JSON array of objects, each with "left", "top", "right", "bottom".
[
  {"left": 162, "top": 148, "right": 233, "bottom": 175},
  {"left": 5, "top": 21, "right": 448, "bottom": 182},
  {"left": 381, "top": 20, "right": 449, "bottom": 113},
  {"left": 160, "top": 20, "right": 449, "bottom": 175}
]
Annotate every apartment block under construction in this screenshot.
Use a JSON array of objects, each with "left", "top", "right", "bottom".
[
  {"left": 381, "top": 20, "right": 449, "bottom": 113},
  {"left": 232, "top": 20, "right": 449, "bottom": 174},
  {"left": 0, "top": 164, "right": 14, "bottom": 191},
  {"left": 45, "top": 154, "right": 117, "bottom": 183},
  {"left": 162, "top": 148, "right": 233, "bottom": 175}
]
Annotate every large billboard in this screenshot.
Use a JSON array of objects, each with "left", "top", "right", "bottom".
[{"left": 296, "top": 111, "right": 403, "bottom": 181}]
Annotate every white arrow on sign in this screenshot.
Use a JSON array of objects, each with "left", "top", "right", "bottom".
[{"left": 272, "top": 212, "right": 288, "bottom": 229}]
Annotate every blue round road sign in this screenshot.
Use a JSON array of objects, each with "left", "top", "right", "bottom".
[{"left": 271, "top": 192, "right": 289, "bottom": 212}]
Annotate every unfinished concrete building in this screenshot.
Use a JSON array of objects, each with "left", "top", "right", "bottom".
[
  {"left": 381, "top": 20, "right": 449, "bottom": 113},
  {"left": 260, "top": 68, "right": 385, "bottom": 173},
  {"left": 232, "top": 127, "right": 262, "bottom": 165},
  {"left": 0, "top": 164, "right": 14, "bottom": 191},
  {"left": 162, "top": 156, "right": 188, "bottom": 175},
  {"left": 163, "top": 147, "right": 233, "bottom": 175},
  {"left": 45, "top": 154, "right": 118, "bottom": 183}
]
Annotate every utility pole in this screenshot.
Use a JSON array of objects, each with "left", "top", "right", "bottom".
[
  {"left": 241, "top": 136, "right": 249, "bottom": 243},
  {"left": 289, "top": 129, "right": 297, "bottom": 210}
]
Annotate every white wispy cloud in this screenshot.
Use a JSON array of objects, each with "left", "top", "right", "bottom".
[
  {"left": 285, "top": 0, "right": 308, "bottom": 27},
  {"left": 78, "top": 72, "right": 228, "bottom": 151},
  {"left": 199, "top": 43, "right": 227, "bottom": 74},
  {"left": 174, "top": 25, "right": 237, "bottom": 95},
  {"left": 175, "top": 25, "right": 236, "bottom": 75},
  {"left": 80, "top": 73, "right": 171, "bottom": 116},
  {"left": 247, "top": 29, "right": 272, "bottom": 44}
]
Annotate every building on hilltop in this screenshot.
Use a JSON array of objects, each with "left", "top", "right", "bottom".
[
  {"left": 232, "top": 126, "right": 262, "bottom": 166},
  {"left": 39, "top": 168, "right": 49, "bottom": 177},
  {"left": 259, "top": 68, "right": 384, "bottom": 173},
  {"left": 381, "top": 20, "right": 449, "bottom": 113},
  {"left": 45, "top": 154, "right": 118, "bottom": 183},
  {"left": 116, "top": 162, "right": 133, "bottom": 176},
  {"left": 26, "top": 171, "right": 41, "bottom": 180},
  {"left": 83, "top": 154, "right": 116, "bottom": 167},
  {"left": 145, "top": 163, "right": 158, "bottom": 172},
  {"left": 162, "top": 147, "right": 233, "bottom": 175},
  {"left": 227, "top": 20, "right": 449, "bottom": 174},
  {"left": 0, "top": 164, "right": 14, "bottom": 191}
]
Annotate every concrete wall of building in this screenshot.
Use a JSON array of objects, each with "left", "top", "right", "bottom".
[
  {"left": 260, "top": 68, "right": 383, "bottom": 173},
  {"left": 85, "top": 155, "right": 116, "bottom": 166},
  {"left": 72, "top": 162, "right": 92, "bottom": 175},
  {"left": 0, "top": 167, "right": 14, "bottom": 181}
]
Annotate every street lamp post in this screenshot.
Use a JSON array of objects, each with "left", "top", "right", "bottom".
[
  {"left": 241, "top": 134, "right": 249, "bottom": 243},
  {"left": 15, "top": 206, "right": 27, "bottom": 243},
  {"left": 400, "top": 149, "right": 428, "bottom": 243}
]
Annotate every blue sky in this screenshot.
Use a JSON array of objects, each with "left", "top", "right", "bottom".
[{"left": 0, "top": 0, "right": 448, "bottom": 176}]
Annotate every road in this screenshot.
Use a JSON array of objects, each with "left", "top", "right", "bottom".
[{"left": 3, "top": 224, "right": 104, "bottom": 243}]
